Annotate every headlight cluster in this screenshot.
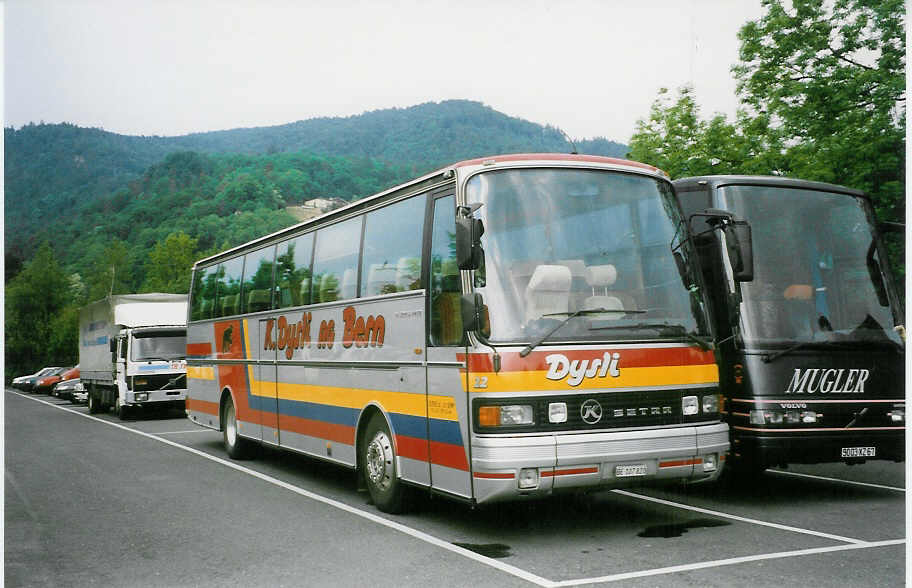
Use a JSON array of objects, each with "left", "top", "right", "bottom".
[
  {"left": 134, "top": 392, "right": 150, "bottom": 402},
  {"left": 750, "top": 409, "right": 819, "bottom": 425},
  {"left": 682, "top": 395, "right": 720, "bottom": 416},
  {"left": 478, "top": 405, "right": 534, "bottom": 427},
  {"left": 888, "top": 409, "right": 904, "bottom": 423}
]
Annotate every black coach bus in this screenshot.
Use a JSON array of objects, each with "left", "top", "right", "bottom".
[{"left": 673, "top": 175, "right": 904, "bottom": 473}]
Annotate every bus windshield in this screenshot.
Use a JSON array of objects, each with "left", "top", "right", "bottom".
[
  {"left": 466, "top": 168, "right": 707, "bottom": 344},
  {"left": 719, "top": 185, "right": 903, "bottom": 348}
]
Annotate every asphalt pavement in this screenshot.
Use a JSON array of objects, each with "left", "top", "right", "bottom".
[{"left": 5, "top": 389, "right": 906, "bottom": 587}]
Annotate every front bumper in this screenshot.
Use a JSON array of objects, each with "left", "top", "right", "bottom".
[
  {"left": 471, "top": 422, "right": 729, "bottom": 504},
  {"left": 125, "top": 388, "right": 187, "bottom": 407},
  {"left": 731, "top": 428, "right": 905, "bottom": 466}
]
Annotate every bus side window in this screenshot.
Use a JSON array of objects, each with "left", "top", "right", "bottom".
[
  {"left": 275, "top": 233, "right": 314, "bottom": 309},
  {"left": 242, "top": 245, "right": 276, "bottom": 313},
  {"left": 429, "top": 195, "right": 463, "bottom": 346},
  {"left": 312, "top": 217, "right": 362, "bottom": 304},
  {"left": 361, "top": 195, "right": 425, "bottom": 296},
  {"left": 215, "top": 257, "right": 244, "bottom": 318},
  {"left": 190, "top": 265, "right": 218, "bottom": 321}
]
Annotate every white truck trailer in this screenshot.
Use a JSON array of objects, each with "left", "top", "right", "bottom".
[{"left": 80, "top": 294, "right": 188, "bottom": 419}]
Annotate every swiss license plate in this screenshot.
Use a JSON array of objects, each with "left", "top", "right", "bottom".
[
  {"left": 841, "top": 446, "right": 876, "bottom": 458},
  {"left": 615, "top": 464, "right": 648, "bottom": 478}
]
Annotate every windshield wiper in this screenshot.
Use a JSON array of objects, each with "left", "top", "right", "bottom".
[
  {"left": 519, "top": 307, "right": 645, "bottom": 357},
  {"left": 590, "top": 322, "right": 713, "bottom": 351},
  {"left": 762, "top": 340, "right": 858, "bottom": 364}
]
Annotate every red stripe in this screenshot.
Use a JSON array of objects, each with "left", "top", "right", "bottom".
[
  {"left": 542, "top": 467, "right": 599, "bottom": 477},
  {"left": 459, "top": 347, "right": 715, "bottom": 373},
  {"left": 659, "top": 458, "right": 701, "bottom": 468},
  {"left": 473, "top": 471, "right": 515, "bottom": 479},
  {"left": 395, "top": 435, "right": 429, "bottom": 462},
  {"left": 277, "top": 414, "right": 356, "bottom": 445},
  {"left": 187, "top": 397, "right": 219, "bottom": 416},
  {"left": 429, "top": 440, "right": 470, "bottom": 471},
  {"left": 187, "top": 342, "right": 212, "bottom": 356}
]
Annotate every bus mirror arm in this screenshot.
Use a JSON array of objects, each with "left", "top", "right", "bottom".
[{"left": 689, "top": 209, "right": 754, "bottom": 283}]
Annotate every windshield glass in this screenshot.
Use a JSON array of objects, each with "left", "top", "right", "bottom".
[
  {"left": 719, "top": 185, "right": 902, "bottom": 347},
  {"left": 466, "top": 168, "right": 707, "bottom": 344},
  {"left": 131, "top": 331, "right": 187, "bottom": 361}
]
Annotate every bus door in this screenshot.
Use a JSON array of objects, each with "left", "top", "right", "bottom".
[
  {"left": 257, "top": 318, "right": 280, "bottom": 445},
  {"left": 425, "top": 192, "right": 472, "bottom": 499}
]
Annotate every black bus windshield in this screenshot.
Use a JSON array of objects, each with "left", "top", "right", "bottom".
[
  {"left": 466, "top": 168, "right": 709, "bottom": 345},
  {"left": 718, "top": 185, "right": 903, "bottom": 348}
]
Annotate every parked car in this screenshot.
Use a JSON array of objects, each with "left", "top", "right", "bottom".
[
  {"left": 35, "top": 367, "right": 74, "bottom": 395},
  {"left": 14, "top": 367, "right": 61, "bottom": 392},
  {"left": 53, "top": 377, "right": 85, "bottom": 402},
  {"left": 47, "top": 367, "right": 79, "bottom": 397}
]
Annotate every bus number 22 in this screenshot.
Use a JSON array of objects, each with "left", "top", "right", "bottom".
[{"left": 474, "top": 376, "right": 488, "bottom": 389}]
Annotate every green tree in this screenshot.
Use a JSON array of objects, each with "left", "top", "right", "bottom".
[
  {"left": 734, "top": 0, "right": 905, "bottom": 223},
  {"left": 141, "top": 232, "right": 200, "bottom": 294},
  {"left": 4, "top": 242, "right": 74, "bottom": 379},
  {"left": 86, "top": 239, "right": 132, "bottom": 300}
]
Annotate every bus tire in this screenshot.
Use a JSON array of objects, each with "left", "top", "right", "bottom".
[
  {"left": 222, "top": 395, "right": 253, "bottom": 460},
  {"left": 362, "top": 413, "right": 406, "bottom": 514}
]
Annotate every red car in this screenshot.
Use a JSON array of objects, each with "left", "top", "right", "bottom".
[{"left": 34, "top": 366, "right": 76, "bottom": 395}]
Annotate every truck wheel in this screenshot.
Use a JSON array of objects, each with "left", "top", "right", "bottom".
[
  {"left": 116, "top": 398, "right": 130, "bottom": 420},
  {"left": 222, "top": 396, "right": 253, "bottom": 459},
  {"left": 88, "top": 391, "right": 102, "bottom": 414},
  {"left": 362, "top": 413, "right": 406, "bottom": 514}
]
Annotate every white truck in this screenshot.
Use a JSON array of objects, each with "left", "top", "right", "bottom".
[{"left": 80, "top": 294, "right": 188, "bottom": 419}]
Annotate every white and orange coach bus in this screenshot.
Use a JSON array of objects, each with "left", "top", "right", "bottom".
[{"left": 185, "top": 153, "right": 729, "bottom": 513}]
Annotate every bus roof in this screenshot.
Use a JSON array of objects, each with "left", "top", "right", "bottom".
[
  {"left": 193, "top": 153, "right": 667, "bottom": 268},
  {"left": 673, "top": 175, "right": 866, "bottom": 198}
]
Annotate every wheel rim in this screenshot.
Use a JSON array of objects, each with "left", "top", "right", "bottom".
[
  {"left": 225, "top": 403, "right": 237, "bottom": 447},
  {"left": 365, "top": 430, "right": 394, "bottom": 491}
]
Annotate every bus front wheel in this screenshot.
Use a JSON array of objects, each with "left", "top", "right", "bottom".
[{"left": 362, "top": 413, "right": 406, "bottom": 514}]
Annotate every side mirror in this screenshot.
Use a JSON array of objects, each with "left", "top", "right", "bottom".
[
  {"left": 455, "top": 204, "right": 485, "bottom": 270},
  {"left": 723, "top": 220, "right": 753, "bottom": 282},
  {"left": 461, "top": 293, "right": 484, "bottom": 333},
  {"left": 110, "top": 339, "right": 117, "bottom": 353},
  {"left": 689, "top": 208, "right": 753, "bottom": 283}
]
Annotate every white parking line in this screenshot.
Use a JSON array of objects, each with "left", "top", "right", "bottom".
[
  {"left": 548, "top": 539, "right": 906, "bottom": 586},
  {"left": 9, "top": 390, "right": 904, "bottom": 587},
  {"left": 9, "top": 391, "right": 553, "bottom": 587},
  {"left": 156, "top": 429, "right": 217, "bottom": 435},
  {"left": 612, "top": 489, "right": 867, "bottom": 544},
  {"left": 768, "top": 469, "right": 906, "bottom": 492}
]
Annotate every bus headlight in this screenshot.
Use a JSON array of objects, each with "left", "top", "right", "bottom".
[
  {"left": 548, "top": 402, "right": 568, "bottom": 424},
  {"left": 888, "top": 409, "right": 904, "bottom": 423},
  {"left": 682, "top": 396, "right": 698, "bottom": 416},
  {"left": 702, "top": 395, "right": 720, "bottom": 414},
  {"left": 479, "top": 405, "right": 534, "bottom": 427},
  {"left": 750, "top": 409, "right": 819, "bottom": 425}
]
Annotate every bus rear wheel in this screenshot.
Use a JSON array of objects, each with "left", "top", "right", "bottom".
[
  {"left": 362, "top": 413, "right": 405, "bottom": 514},
  {"left": 222, "top": 395, "right": 253, "bottom": 459}
]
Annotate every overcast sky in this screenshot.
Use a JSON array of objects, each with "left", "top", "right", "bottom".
[{"left": 4, "top": 0, "right": 764, "bottom": 142}]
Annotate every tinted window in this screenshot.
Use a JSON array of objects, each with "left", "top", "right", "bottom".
[
  {"left": 429, "top": 195, "right": 463, "bottom": 345},
  {"left": 361, "top": 196, "right": 425, "bottom": 297},
  {"left": 190, "top": 265, "right": 219, "bottom": 321},
  {"left": 242, "top": 246, "right": 275, "bottom": 313},
  {"left": 276, "top": 233, "right": 314, "bottom": 308},
  {"left": 312, "top": 217, "right": 363, "bottom": 303},
  {"left": 215, "top": 257, "right": 244, "bottom": 318}
]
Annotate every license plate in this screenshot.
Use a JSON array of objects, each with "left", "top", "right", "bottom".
[
  {"left": 615, "top": 464, "right": 648, "bottom": 477},
  {"left": 841, "top": 446, "right": 876, "bottom": 458}
]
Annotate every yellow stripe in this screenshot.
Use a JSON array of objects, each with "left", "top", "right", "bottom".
[
  {"left": 187, "top": 366, "right": 215, "bottom": 380},
  {"left": 470, "top": 364, "right": 719, "bottom": 393},
  {"left": 244, "top": 373, "right": 459, "bottom": 421}
]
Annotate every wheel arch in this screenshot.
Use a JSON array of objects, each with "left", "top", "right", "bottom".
[
  {"left": 218, "top": 386, "right": 235, "bottom": 432},
  {"left": 355, "top": 403, "right": 394, "bottom": 475}
]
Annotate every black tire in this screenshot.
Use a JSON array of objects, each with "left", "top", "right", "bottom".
[
  {"left": 87, "top": 390, "right": 102, "bottom": 414},
  {"left": 115, "top": 397, "right": 130, "bottom": 420},
  {"left": 362, "top": 413, "right": 406, "bottom": 514},
  {"left": 222, "top": 395, "right": 254, "bottom": 459}
]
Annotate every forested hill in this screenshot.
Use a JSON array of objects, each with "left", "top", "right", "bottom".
[{"left": 4, "top": 99, "right": 628, "bottom": 257}]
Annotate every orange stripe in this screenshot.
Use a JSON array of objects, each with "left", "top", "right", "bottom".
[
  {"left": 541, "top": 467, "right": 599, "bottom": 477},
  {"left": 186, "top": 397, "right": 219, "bottom": 416},
  {"left": 659, "top": 458, "right": 701, "bottom": 468},
  {"left": 473, "top": 472, "right": 515, "bottom": 479}
]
